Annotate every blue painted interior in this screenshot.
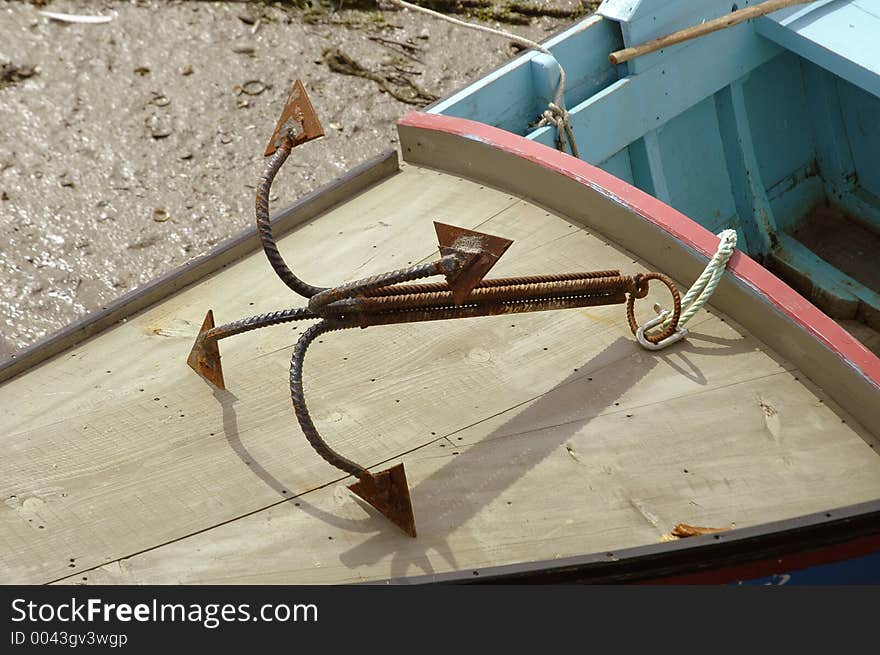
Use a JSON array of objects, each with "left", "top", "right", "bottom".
[
  {"left": 757, "top": 0, "right": 880, "bottom": 100},
  {"left": 428, "top": 1, "right": 880, "bottom": 321},
  {"left": 652, "top": 98, "right": 740, "bottom": 235},
  {"left": 839, "top": 79, "right": 880, "bottom": 201},
  {"left": 431, "top": 17, "right": 622, "bottom": 135}
]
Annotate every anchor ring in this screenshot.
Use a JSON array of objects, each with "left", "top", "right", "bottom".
[{"left": 626, "top": 272, "right": 683, "bottom": 345}]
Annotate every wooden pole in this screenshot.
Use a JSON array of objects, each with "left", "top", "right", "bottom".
[{"left": 608, "top": 0, "right": 813, "bottom": 65}]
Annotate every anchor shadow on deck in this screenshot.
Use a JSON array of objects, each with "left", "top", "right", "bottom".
[{"left": 328, "top": 331, "right": 754, "bottom": 578}]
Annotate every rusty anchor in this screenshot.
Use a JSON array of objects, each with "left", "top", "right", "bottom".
[{"left": 187, "top": 81, "right": 683, "bottom": 537}]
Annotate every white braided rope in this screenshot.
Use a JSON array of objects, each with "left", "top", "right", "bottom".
[
  {"left": 537, "top": 102, "right": 578, "bottom": 158},
  {"left": 662, "top": 229, "right": 738, "bottom": 329},
  {"left": 388, "top": 0, "right": 578, "bottom": 156}
]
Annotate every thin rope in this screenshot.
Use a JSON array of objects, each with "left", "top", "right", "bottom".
[
  {"left": 388, "top": 0, "right": 578, "bottom": 157},
  {"left": 661, "top": 229, "right": 738, "bottom": 330}
]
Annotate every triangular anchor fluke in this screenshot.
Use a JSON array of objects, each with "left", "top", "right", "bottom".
[
  {"left": 348, "top": 463, "right": 417, "bottom": 537},
  {"left": 264, "top": 79, "right": 325, "bottom": 156},
  {"left": 434, "top": 222, "right": 514, "bottom": 304},
  {"left": 187, "top": 310, "right": 225, "bottom": 389}
]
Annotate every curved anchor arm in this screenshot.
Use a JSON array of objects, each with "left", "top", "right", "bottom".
[
  {"left": 288, "top": 318, "right": 419, "bottom": 537},
  {"left": 187, "top": 306, "right": 319, "bottom": 390},
  {"left": 289, "top": 320, "right": 370, "bottom": 480},
  {"left": 255, "top": 141, "right": 328, "bottom": 299},
  {"left": 204, "top": 306, "right": 318, "bottom": 342}
]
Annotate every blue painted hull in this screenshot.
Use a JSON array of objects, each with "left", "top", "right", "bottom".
[{"left": 742, "top": 552, "right": 880, "bottom": 585}]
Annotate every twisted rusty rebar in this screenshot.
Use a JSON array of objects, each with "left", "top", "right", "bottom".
[
  {"left": 362, "top": 270, "right": 623, "bottom": 297},
  {"left": 256, "top": 139, "right": 327, "bottom": 298},
  {"left": 626, "top": 272, "right": 682, "bottom": 344},
  {"left": 308, "top": 255, "right": 466, "bottom": 315},
  {"left": 204, "top": 307, "right": 317, "bottom": 342},
  {"left": 193, "top": 97, "right": 684, "bottom": 495},
  {"left": 289, "top": 320, "right": 367, "bottom": 480}
]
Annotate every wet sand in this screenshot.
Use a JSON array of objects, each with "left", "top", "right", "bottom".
[{"left": 0, "top": 0, "right": 575, "bottom": 355}]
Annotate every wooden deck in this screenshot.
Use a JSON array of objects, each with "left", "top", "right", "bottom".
[{"left": 3, "top": 163, "right": 879, "bottom": 585}]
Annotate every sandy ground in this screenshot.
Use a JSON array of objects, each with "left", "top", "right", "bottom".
[{"left": 0, "top": 0, "right": 578, "bottom": 357}]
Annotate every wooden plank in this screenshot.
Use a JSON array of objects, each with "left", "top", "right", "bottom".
[
  {"left": 770, "top": 233, "right": 880, "bottom": 321},
  {"left": 50, "top": 178, "right": 880, "bottom": 585},
  {"left": 0, "top": 165, "right": 522, "bottom": 584},
  {"left": 606, "top": 0, "right": 787, "bottom": 75},
  {"left": 598, "top": 147, "right": 635, "bottom": 185},
  {"left": 841, "top": 320, "right": 880, "bottom": 358},
  {"left": 60, "top": 339, "right": 880, "bottom": 585},
  {"left": 802, "top": 61, "right": 857, "bottom": 199},
  {"left": 11, "top": 162, "right": 769, "bottom": 585},
  {"left": 741, "top": 52, "right": 818, "bottom": 197},
  {"left": 715, "top": 80, "right": 777, "bottom": 255},
  {"left": 836, "top": 76, "right": 880, "bottom": 203},
  {"left": 651, "top": 97, "right": 741, "bottom": 235},
  {"left": 528, "top": 18, "right": 622, "bottom": 112},
  {"left": 608, "top": 0, "right": 812, "bottom": 65},
  {"left": 0, "top": 150, "right": 400, "bottom": 386},
  {"left": 637, "top": 131, "right": 671, "bottom": 204}
]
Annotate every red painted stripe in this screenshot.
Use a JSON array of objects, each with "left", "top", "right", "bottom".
[{"left": 398, "top": 111, "right": 880, "bottom": 389}]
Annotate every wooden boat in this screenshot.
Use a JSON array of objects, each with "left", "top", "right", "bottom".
[
  {"left": 430, "top": 0, "right": 880, "bottom": 356},
  {"left": 2, "top": 74, "right": 880, "bottom": 584}
]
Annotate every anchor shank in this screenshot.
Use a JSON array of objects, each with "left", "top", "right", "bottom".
[
  {"left": 362, "top": 270, "right": 624, "bottom": 297},
  {"left": 346, "top": 274, "right": 636, "bottom": 313},
  {"left": 352, "top": 291, "right": 630, "bottom": 328}
]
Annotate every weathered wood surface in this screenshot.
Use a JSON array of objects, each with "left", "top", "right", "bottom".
[
  {"left": 2, "top": 164, "right": 874, "bottom": 585},
  {"left": 0, "top": 164, "right": 512, "bottom": 583}
]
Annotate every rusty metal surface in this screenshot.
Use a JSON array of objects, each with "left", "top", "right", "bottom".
[
  {"left": 362, "top": 270, "right": 625, "bottom": 297},
  {"left": 263, "top": 79, "right": 325, "bottom": 156},
  {"left": 434, "top": 221, "right": 514, "bottom": 304},
  {"left": 186, "top": 310, "right": 225, "bottom": 389},
  {"left": 346, "top": 274, "right": 635, "bottom": 312},
  {"left": 255, "top": 144, "right": 327, "bottom": 298},
  {"left": 186, "top": 80, "right": 685, "bottom": 537},
  {"left": 625, "top": 272, "right": 682, "bottom": 344},
  {"left": 349, "top": 463, "right": 417, "bottom": 538},
  {"left": 289, "top": 319, "right": 364, "bottom": 479}
]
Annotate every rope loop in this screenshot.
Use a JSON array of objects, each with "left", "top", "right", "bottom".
[
  {"left": 626, "top": 273, "right": 682, "bottom": 345},
  {"left": 660, "top": 229, "right": 737, "bottom": 330},
  {"left": 537, "top": 103, "right": 579, "bottom": 158},
  {"left": 630, "top": 229, "right": 738, "bottom": 351}
]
